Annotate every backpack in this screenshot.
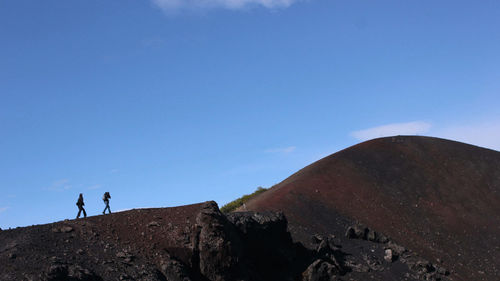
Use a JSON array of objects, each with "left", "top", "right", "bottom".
[
  {"left": 77, "top": 198, "right": 84, "bottom": 206},
  {"left": 103, "top": 192, "right": 110, "bottom": 201}
]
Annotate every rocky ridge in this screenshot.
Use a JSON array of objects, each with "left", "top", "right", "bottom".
[{"left": 1, "top": 201, "right": 449, "bottom": 281}]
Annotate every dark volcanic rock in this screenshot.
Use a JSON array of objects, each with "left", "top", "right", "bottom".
[
  {"left": 302, "top": 259, "right": 341, "bottom": 281},
  {"left": 227, "top": 211, "right": 314, "bottom": 280},
  {"left": 0, "top": 201, "right": 450, "bottom": 281},
  {"left": 345, "top": 225, "right": 366, "bottom": 239},
  {"left": 362, "top": 253, "right": 385, "bottom": 271},
  {"left": 345, "top": 224, "right": 388, "bottom": 244},
  {"left": 344, "top": 259, "right": 370, "bottom": 273},
  {"left": 387, "top": 241, "right": 407, "bottom": 257},
  {"left": 195, "top": 201, "right": 241, "bottom": 281},
  {"left": 45, "top": 264, "right": 102, "bottom": 281},
  {"left": 160, "top": 254, "right": 192, "bottom": 281}
]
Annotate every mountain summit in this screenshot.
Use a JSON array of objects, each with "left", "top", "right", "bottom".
[{"left": 243, "top": 136, "right": 500, "bottom": 281}]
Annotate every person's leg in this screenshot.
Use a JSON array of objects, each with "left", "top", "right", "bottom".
[
  {"left": 77, "top": 208, "right": 82, "bottom": 218},
  {"left": 83, "top": 208, "right": 87, "bottom": 218},
  {"left": 103, "top": 201, "right": 109, "bottom": 214}
]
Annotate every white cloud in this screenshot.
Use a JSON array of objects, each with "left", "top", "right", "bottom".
[
  {"left": 265, "top": 146, "right": 296, "bottom": 154},
  {"left": 351, "top": 121, "right": 432, "bottom": 141},
  {"left": 152, "top": 0, "right": 300, "bottom": 12},
  {"left": 433, "top": 122, "right": 500, "bottom": 152}
]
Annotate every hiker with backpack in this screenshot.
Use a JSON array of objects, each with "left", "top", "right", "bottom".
[
  {"left": 76, "top": 193, "right": 87, "bottom": 218},
  {"left": 102, "top": 192, "right": 111, "bottom": 214}
]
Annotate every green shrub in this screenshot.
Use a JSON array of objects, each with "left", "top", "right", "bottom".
[{"left": 220, "top": 186, "right": 268, "bottom": 213}]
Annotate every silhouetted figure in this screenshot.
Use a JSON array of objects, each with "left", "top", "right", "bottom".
[
  {"left": 76, "top": 193, "right": 87, "bottom": 218},
  {"left": 102, "top": 192, "right": 111, "bottom": 214}
]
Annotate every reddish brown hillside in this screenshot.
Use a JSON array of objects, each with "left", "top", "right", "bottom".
[{"left": 243, "top": 136, "right": 500, "bottom": 281}]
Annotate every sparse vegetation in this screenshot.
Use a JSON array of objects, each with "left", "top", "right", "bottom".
[{"left": 220, "top": 186, "right": 268, "bottom": 213}]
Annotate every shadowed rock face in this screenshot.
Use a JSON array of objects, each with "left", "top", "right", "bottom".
[
  {"left": 243, "top": 136, "right": 500, "bottom": 281},
  {"left": 0, "top": 202, "right": 325, "bottom": 281}
]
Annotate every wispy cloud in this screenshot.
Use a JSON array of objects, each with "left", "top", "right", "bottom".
[
  {"left": 109, "top": 169, "right": 120, "bottom": 174},
  {"left": 433, "top": 122, "right": 500, "bottom": 152},
  {"left": 349, "top": 119, "right": 500, "bottom": 152},
  {"left": 152, "top": 0, "right": 301, "bottom": 12},
  {"left": 47, "top": 179, "right": 72, "bottom": 191},
  {"left": 265, "top": 146, "right": 297, "bottom": 154},
  {"left": 0, "top": 207, "right": 9, "bottom": 215},
  {"left": 87, "top": 184, "right": 103, "bottom": 190},
  {"left": 351, "top": 121, "right": 432, "bottom": 141}
]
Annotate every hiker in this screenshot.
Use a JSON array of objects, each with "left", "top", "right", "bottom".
[
  {"left": 102, "top": 192, "right": 111, "bottom": 214},
  {"left": 76, "top": 193, "right": 87, "bottom": 218}
]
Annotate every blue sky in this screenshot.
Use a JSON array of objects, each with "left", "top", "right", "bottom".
[{"left": 1, "top": 0, "right": 499, "bottom": 228}]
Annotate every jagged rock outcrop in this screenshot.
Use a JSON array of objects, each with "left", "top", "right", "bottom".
[
  {"left": 195, "top": 201, "right": 242, "bottom": 281},
  {"left": 345, "top": 224, "right": 388, "bottom": 243},
  {"left": 227, "top": 211, "right": 313, "bottom": 281}
]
